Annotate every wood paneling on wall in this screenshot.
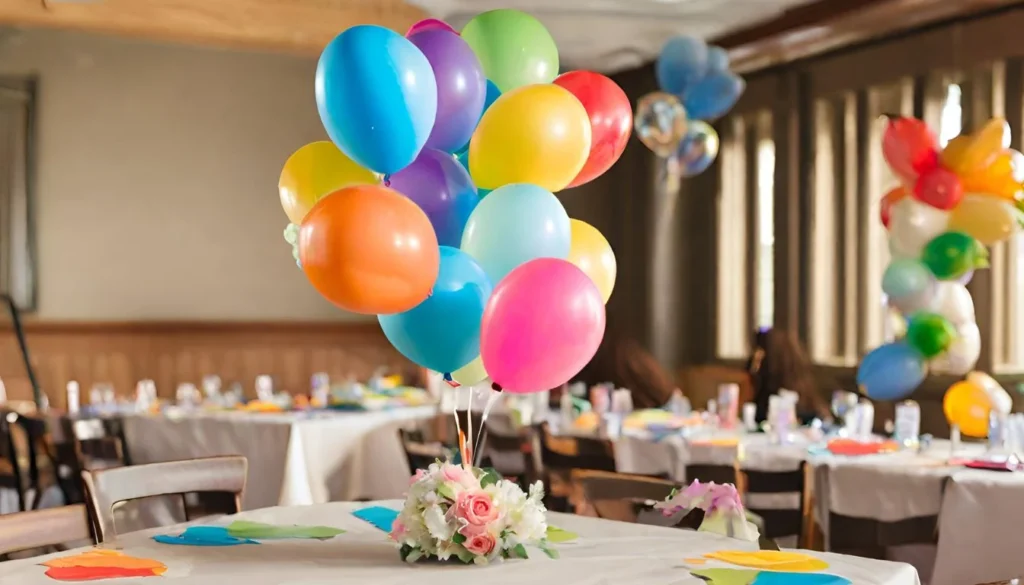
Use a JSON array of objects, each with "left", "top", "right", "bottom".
[{"left": 0, "top": 321, "right": 409, "bottom": 408}]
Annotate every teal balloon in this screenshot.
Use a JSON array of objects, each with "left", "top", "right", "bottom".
[
  {"left": 378, "top": 247, "right": 492, "bottom": 373},
  {"left": 315, "top": 25, "right": 437, "bottom": 175},
  {"left": 460, "top": 183, "right": 570, "bottom": 284},
  {"left": 856, "top": 342, "right": 927, "bottom": 401},
  {"left": 882, "top": 259, "right": 935, "bottom": 299}
]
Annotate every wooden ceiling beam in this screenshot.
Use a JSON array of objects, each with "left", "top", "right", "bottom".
[{"left": 0, "top": 0, "right": 427, "bottom": 55}]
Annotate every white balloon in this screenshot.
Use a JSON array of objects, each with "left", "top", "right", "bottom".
[
  {"left": 888, "top": 199, "right": 950, "bottom": 259},
  {"left": 889, "top": 286, "right": 938, "bottom": 315},
  {"left": 966, "top": 371, "right": 1013, "bottom": 415},
  {"left": 929, "top": 282, "right": 976, "bottom": 325},
  {"left": 930, "top": 322, "right": 980, "bottom": 376}
]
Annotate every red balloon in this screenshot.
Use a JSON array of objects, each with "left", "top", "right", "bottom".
[
  {"left": 554, "top": 71, "right": 632, "bottom": 189},
  {"left": 913, "top": 167, "right": 963, "bottom": 210},
  {"left": 406, "top": 18, "right": 457, "bottom": 37},
  {"left": 882, "top": 117, "right": 939, "bottom": 181}
]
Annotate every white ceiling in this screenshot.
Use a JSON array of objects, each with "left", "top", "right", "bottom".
[{"left": 407, "top": 0, "right": 817, "bottom": 72}]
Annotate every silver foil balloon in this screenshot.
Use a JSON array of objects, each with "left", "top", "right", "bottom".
[
  {"left": 634, "top": 92, "right": 688, "bottom": 157},
  {"left": 668, "top": 121, "right": 720, "bottom": 178}
]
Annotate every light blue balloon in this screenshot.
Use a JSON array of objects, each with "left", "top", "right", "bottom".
[
  {"left": 460, "top": 184, "right": 570, "bottom": 284},
  {"left": 454, "top": 79, "right": 501, "bottom": 160},
  {"left": 315, "top": 25, "right": 437, "bottom": 175},
  {"left": 856, "top": 342, "right": 927, "bottom": 401},
  {"left": 882, "top": 259, "right": 935, "bottom": 300},
  {"left": 378, "top": 247, "right": 492, "bottom": 374},
  {"left": 706, "top": 46, "right": 730, "bottom": 72},
  {"left": 656, "top": 36, "right": 709, "bottom": 95},
  {"left": 683, "top": 71, "right": 745, "bottom": 121}
]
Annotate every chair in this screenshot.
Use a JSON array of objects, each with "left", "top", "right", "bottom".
[
  {"left": 398, "top": 428, "right": 449, "bottom": 471},
  {"left": 743, "top": 464, "right": 807, "bottom": 545},
  {"left": 82, "top": 456, "right": 247, "bottom": 541},
  {"left": 572, "top": 469, "right": 679, "bottom": 525},
  {"left": 0, "top": 504, "right": 95, "bottom": 556},
  {"left": 685, "top": 463, "right": 739, "bottom": 485},
  {"left": 536, "top": 423, "right": 617, "bottom": 512},
  {"left": 0, "top": 410, "right": 66, "bottom": 511}
]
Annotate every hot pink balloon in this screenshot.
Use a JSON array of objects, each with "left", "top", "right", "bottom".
[
  {"left": 407, "top": 18, "right": 457, "bottom": 37},
  {"left": 480, "top": 258, "right": 606, "bottom": 394}
]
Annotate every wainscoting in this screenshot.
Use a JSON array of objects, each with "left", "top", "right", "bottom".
[{"left": 0, "top": 321, "right": 410, "bottom": 407}]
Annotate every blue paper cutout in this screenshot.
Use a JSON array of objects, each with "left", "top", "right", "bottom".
[
  {"left": 754, "top": 573, "right": 852, "bottom": 585},
  {"left": 153, "top": 525, "right": 257, "bottom": 547},
  {"left": 352, "top": 506, "right": 398, "bottom": 532}
]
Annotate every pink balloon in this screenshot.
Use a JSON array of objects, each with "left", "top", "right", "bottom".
[
  {"left": 406, "top": 18, "right": 457, "bottom": 37},
  {"left": 480, "top": 258, "right": 606, "bottom": 394}
]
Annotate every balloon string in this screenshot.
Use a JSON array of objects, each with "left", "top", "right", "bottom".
[
  {"left": 473, "top": 384, "right": 502, "bottom": 468},
  {"left": 452, "top": 395, "right": 463, "bottom": 466},
  {"left": 383, "top": 174, "right": 391, "bottom": 188},
  {"left": 465, "top": 386, "right": 474, "bottom": 470}
]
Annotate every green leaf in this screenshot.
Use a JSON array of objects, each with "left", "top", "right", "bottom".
[
  {"left": 405, "top": 549, "right": 423, "bottom": 563},
  {"left": 452, "top": 533, "right": 466, "bottom": 544},
  {"left": 545, "top": 526, "right": 578, "bottom": 543},
  {"left": 456, "top": 547, "right": 476, "bottom": 564},
  {"left": 540, "top": 544, "right": 560, "bottom": 560},
  {"left": 512, "top": 543, "right": 529, "bottom": 559},
  {"left": 399, "top": 545, "right": 414, "bottom": 561},
  {"left": 437, "top": 483, "right": 457, "bottom": 501},
  {"left": 479, "top": 468, "right": 501, "bottom": 488}
]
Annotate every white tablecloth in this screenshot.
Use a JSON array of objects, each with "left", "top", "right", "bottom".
[
  {"left": 123, "top": 407, "right": 438, "bottom": 510},
  {"left": 0, "top": 500, "right": 921, "bottom": 585}
]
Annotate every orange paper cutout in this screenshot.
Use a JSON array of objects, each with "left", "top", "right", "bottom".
[
  {"left": 826, "top": 438, "right": 898, "bottom": 456},
  {"left": 42, "top": 549, "right": 166, "bottom": 581},
  {"left": 685, "top": 557, "right": 708, "bottom": 565}
]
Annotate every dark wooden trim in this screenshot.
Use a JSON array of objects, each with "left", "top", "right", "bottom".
[{"left": 0, "top": 320, "right": 384, "bottom": 336}]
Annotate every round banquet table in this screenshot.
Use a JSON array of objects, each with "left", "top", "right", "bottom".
[{"left": 0, "top": 501, "right": 921, "bottom": 585}]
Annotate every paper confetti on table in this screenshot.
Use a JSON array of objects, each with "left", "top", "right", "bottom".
[
  {"left": 684, "top": 558, "right": 708, "bottom": 565},
  {"left": 226, "top": 520, "right": 345, "bottom": 540},
  {"left": 41, "top": 549, "right": 166, "bottom": 581},
  {"left": 352, "top": 506, "right": 398, "bottom": 532},
  {"left": 153, "top": 526, "right": 257, "bottom": 547},
  {"left": 692, "top": 569, "right": 851, "bottom": 585},
  {"left": 704, "top": 550, "right": 829, "bottom": 572},
  {"left": 545, "top": 526, "right": 578, "bottom": 543}
]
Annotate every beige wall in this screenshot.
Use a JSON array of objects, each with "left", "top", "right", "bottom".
[{"left": 0, "top": 28, "right": 363, "bottom": 321}]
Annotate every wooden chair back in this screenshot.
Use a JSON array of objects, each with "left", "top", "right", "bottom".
[
  {"left": 572, "top": 469, "right": 678, "bottom": 524},
  {"left": 0, "top": 504, "right": 94, "bottom": 556},
  {"left": 743, "top": 464, "right": 807, "bottom": 542},
  {"left": 537, "top": 423, "right": 616, "bottom": 473},
  {"left": 677, "top": 365, "right": 752, "bottom": 411},
  {"left": 82, "top": 456, "right": 246, "bottom": 541},
  {"left": 398, "top": 428, "right": 448, "bottom": 471},
  {"left": 685, "top": 463, "right": 739, "bottom": 485}
]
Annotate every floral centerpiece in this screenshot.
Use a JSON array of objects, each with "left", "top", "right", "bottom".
[
  {"left": 654, "top": 480, "right": 760, "bottom": 542},
  {"left": 390, "top": 462, "right": 557, "bottom": 564}
]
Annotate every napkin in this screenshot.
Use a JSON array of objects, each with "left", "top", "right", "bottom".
[
  {"left": 352, "top": 506, "right": 399, "bottom": 532},
  {"left": 153, "top": 526, "right": 256, "bottom": 546},
  {"left": 226, "top": 520, "right": 345, "bottom": 540}
]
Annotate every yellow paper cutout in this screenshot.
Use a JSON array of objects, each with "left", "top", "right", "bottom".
[{"left": 704, "top": 550, "right": 829, "bottom": 572}]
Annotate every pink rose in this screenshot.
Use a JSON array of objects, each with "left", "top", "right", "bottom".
[
  {"left": 389, "top": 519, "right": 407, "bottom": 542},
  {"left": 410, "top": 469, "right": 428, "bottom": 484},
  {"left": 455, "top": 490, "right": 499, "bottom": 526},
  {"left": 440, "top": 463, "right": 476, "bottom": 488},
  {"left": 463, "top": 532, "right": 496, "bottom": 556}
]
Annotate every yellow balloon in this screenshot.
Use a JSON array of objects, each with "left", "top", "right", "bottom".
[
  {"left": 278, "top": 141, "right": 378, "bottom": 224},
  {"left": 451, "top": 356, "right": 488, "bottom": 386},
  {"left": 940, "top": 118, "right": 1009, "bottom": 175},
  {"left": 469, "top": 84, "right": 591, "bottom": 192},
  {"left": 943, "top": 380, "right": 992, "bottom": 438},
  {"left": 567, "top": 219, "right": 616, "bottom": 303},
  {"left": 949, "top": 194, "right": 1017, "bottom": 245}
]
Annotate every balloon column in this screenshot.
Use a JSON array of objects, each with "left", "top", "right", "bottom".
[
  {"left": 857, "top": 116, "right": 1020, "bottom": 436},
  {"left": 634, "top": 36, "right": 745, "bottom": 178},
  {"left": 277, "top": 10, "right": 631, "bottom": 395}
]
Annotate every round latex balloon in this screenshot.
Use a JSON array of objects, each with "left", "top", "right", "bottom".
[
  {"left": 967, "top": 371, "right": 1013, "bottom": 415},
  {"left": 451, "top": 356, "right": 488, "bottom": 386},
  {"left": 905, "top": 312, "right": 956, "bottom": 358},
  {"left": 567, "top": 219, "right": 616, "bottom": 304},
  {"left": 407, "top": 18, "right": 457, "bottom": 36},
  {"left": 882, "top": 117, "right": 939, "bottom": 182},
  {"left": 921, "top": 231, "right": 989, "bottom": 280},
  {"left": 408, "top": 29, "right": 487, "bottom": 153},
  {"left": 961, "top": 149, "right": 1021, "bottom": 199},
  {"left": 856, "top": 342, "right": 927, "bottom": 401},
  {"left": 881, "top": 259, "right": 935, "bottom": 310},
  {"left": 913, "top": 167, "right": 963, "bottom": 210},
  {"left": 948, "top": 195, "right": 1017, "bottom": 245},
  {"left": 682, "top": 71, "right": 745, "bottom": 121},
  {"left": 706, "top": 45, "right": 730, "bottom": 72},
  {"left": 461, "top": 9, "right": 558, "bottom": 92},
  {"left": 299, "top": 184, "right": 439, "bottom": 314},
  {"left": 655, "top": 36, "right": 708, "bottom": 95},
  {"left": 887, "top": 198, "right": 950, "bottom": 259},
  {"left": 316, "top": 26, "right": 437, "bottom": 175},
  {"left": 379, "top": 247, "right": 492, "bottom": 374},
  {"left": 284, "top": 223, "right": 301, "bottom": 268},
  {"left": 554, "top": 71, "right": 632, "bottom": 189},
  {"left": 634, "top": 92, "right": 688, "bottom": 157},
  {"left": 944, "top": 379, "right": 993, "bottom": 438},
  {"left": 481, "top": 258, "right": 606, "bottom": 394},
  {"left": 460, "top": 183, "right": 571, "bottom": 284},
  {"left": 930, "top": 322, "right": 981, "bottom": 376},
  {"left": 930, "top": 282, "right": 976, "bottom": 325},
  {"left": 880, "top": 186, "right": 907, "bottom": 228},
  {"left": 388, "top": 149, "right": 479, "bottom": 247},
  {"left": 468, "top": 84, "right": 591, "bottom": 192},
  {"left": 669, "top": 121, "right": 720, "bottom": 178},
  {"left": 940, "top": 118, "right": 1009, "bottom": 175},
  {"left": 278, "top": 142, "right": 378, "bottom": 224}
]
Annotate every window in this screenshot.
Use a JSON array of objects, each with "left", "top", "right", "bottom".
[
  {"left": 756, "top": 119, "right": 775, "bottom": 330},
  {"left": 0, "top": 78, "right": 35, "bottom": 310}
]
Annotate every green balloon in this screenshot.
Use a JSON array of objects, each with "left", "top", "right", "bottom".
[
  {"left": 461, "top": 9, "right": 559, "bottom": 93},
  {"left": 921, "top": 231, "right": 988, "bottom": 279},
  {"left": 905, "top": 312, "right": 956, "bottom": 358}
]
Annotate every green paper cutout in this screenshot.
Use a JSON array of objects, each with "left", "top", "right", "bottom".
[
  {"left": 691, "top": 568, "right": 760, "bottom": 585},
  {"left": 545, "top": 526, "right": 578, "bottom": 543},
  {"left": 226, "top": 520, "right": 345, "bottom": 540}
]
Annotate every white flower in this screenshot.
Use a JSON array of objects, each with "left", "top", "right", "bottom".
[{"left": 423, "top": 504, "right": 454, "bottom": 542}]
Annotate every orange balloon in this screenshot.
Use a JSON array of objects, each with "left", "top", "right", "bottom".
[
  {"left": 943, "top": 380, "right": 992, "bottom": 438},
  {"left": 961, "top": 150, "right": 1022, "bottom": 199},
  {"left": 299, "top": 185, "right": 439, "bottom": 314}
]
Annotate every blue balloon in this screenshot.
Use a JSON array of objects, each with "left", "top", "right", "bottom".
[
  {"left": 460, "top": 183, "right": 571, "bottom": 285},
  {"left": 856, "top": 342, "right": 927, "bottom": 401},
  {"left": 656, "top": 36, "right": 709, "bottom": 95},
  {"left": 882, "top": 259, "right": 935, "bottom": 300},
  {"left": 683, "top": 71, "right": 745, "bottom": 121},
  {"left": 706, "top": 46, "right": 730, "bottom": 72},
  {"left": 379, "top": 247, "right": 492, "bottom": 373},
  {"left": 315, "top": 25, "right": 437, "bottom": 175}
]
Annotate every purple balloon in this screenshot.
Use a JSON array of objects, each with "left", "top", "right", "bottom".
[
  {"left": 408, "top": 30, "right": 486, "bottom": 153},
  {"left": 389, "top": 149, "right": 479, "bottom": 247}
]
